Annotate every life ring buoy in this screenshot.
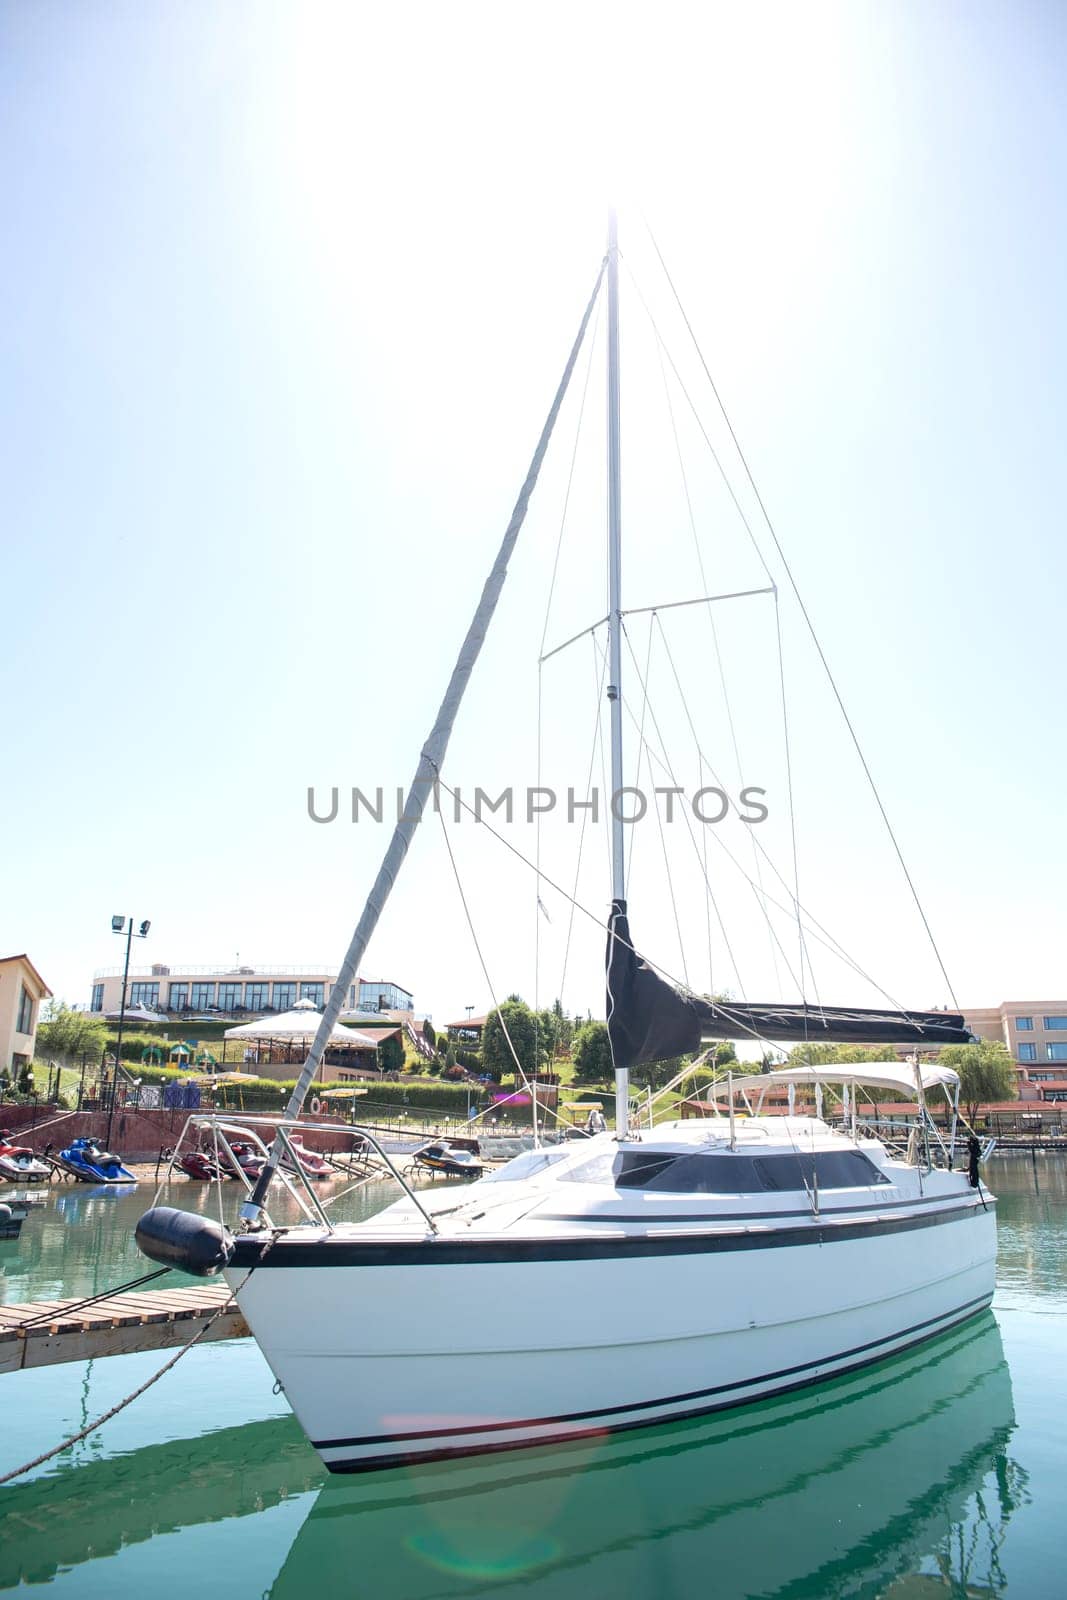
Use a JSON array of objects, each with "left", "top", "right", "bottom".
[{"left": 310, "top": 1097, "right": 321, "bottom": 1116}]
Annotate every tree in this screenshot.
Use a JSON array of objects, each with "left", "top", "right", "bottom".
[
  {"left": 535, "top": 1008, "right": 560, "bottom": 1065},
  {"left": 481, "top": 1000, "right": 539, "bottom": 1082},
  {"left": 378, "top": 1031, "right": 404, "bottom": 1075},
  {"left": 938, "top": 1040, "right": 1018, "bottom": 1124},
  {"left": 572, "top": 1021, "right": 613, "bottom": 1084},
  {"left": 631, "top": 1055, "right": 688, "bottom": 1090},
  {"left": 36, "top": 1002, "right": 107, "bottom": 1063},
  {"left": 550, "top": 998, "right": 575, "bottom": 1055}
]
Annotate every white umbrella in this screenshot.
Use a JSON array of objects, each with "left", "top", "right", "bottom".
[{"left": 223, "top": 1001, "right": 380, "bottom": 1051}]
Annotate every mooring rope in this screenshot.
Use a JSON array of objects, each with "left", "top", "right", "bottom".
[
  {"left": 14, "top": 1266, "right": 170, "bottom": 1331},
  {"left": 0, "top": 1233, "right": 281, "bottom": 1487},
  {"left": 0, "top": 1291, "right": 235, "bottom": 1486}
]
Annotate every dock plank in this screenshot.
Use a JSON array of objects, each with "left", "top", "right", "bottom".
[{"left": 0, "top": 1285, "right": 248, "bottom": 1374}]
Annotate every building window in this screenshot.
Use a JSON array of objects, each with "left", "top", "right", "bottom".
[
  {"left": 16, "top": 985, "right": 34, "bottom": 1034},
  {"left": 1043, "top": 1016, "right": 1067, "bottom": 1030},
  {"left": 358, "top": 981, "right": 412, "bottom": 1013},
  {"left": 1047, "top": 1044, "right": 1067, "bottom": 1062},
  {"left": 190, "top": 982, "right": 216, "bottom": 1010},
  {"left": 300, "top": 982, "right": 325, "bottom": 1007},
  {"left": 1016, "top": 1016, "right": 1033, "bottom": 1031},
  {"left": 272, "top": 982, "right": 296, "bottom": 1012},
  {"left": 168, "top": 983, "right": 189, "bottom": 1011},
  {"left": 1019, "top": 1043, "right": 1037, "bottom": 1062},
  {"left": 91, "top": 983, "right": 105, "bottom": 1013},
  {"left": 218, "top": 983, "right": 243, "bottom": 1011},
  {"left": 129, "top": 982, "right": 159, "bottom": 1008},
  {"left": 245, "top": 983, "right": 268, "bottom": 1011}
]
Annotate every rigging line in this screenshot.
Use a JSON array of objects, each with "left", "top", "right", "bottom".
[
  {"left": 649, "top": 612, "right": 907, "bottom": 1013},
  {"left": 644, "top": 222, "right": 960, "bottom": 1008},
  {"left": 557, "top": 633, "right": 611, "bottom": 1010},
  {"left": 621, "top": 257, "right": 775, "bottom": 587},
  {"left": 642, "top": 613, "right": 803, "bottom": 998},
  {"left": 656, "top": 340, "right": 780, "bottom": 997},
  {"left": 773, "top": 588, "right": 815, "bottom": 1017},
  {"left": 650, "top": 729, "right": 691, "bottom": 989},
  {"left": 624, "top": 615, "right": 655, "bottom": 901},
  {"left": 539, "top": 287, "right": 603, "bottom": 658},
  {"left": 436, "top": 804, "right": 541, "bottom": 1147},
  {"left": 535, "top": 660, "right": 544, "bottom": 1069},
  {"left": 432, "top": 770, "right": 715, "bottom": 1014},
  {"left": 535, "top": 283, "right": 602, "bottom": 1061},
  {"left": 591, "top": 625, "right": 614, "bottom": 892},
  {"left": 429, "top": 770, "right": 925, "bottom": 1054},
  {"left": 243, "top": 260, "right": 607, "bottom": 1221},
  {"left": 619, "top": 643, "right": 888, "bottom": 1005},
  {"left": 620, "top": 621, "right": 747, "bottom": 1000}
]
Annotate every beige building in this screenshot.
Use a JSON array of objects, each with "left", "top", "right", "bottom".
[
  {"left": 0, "top": 954, "right": 52, "bottom": 1075},
  {"left": 962, "top": 1001, "right": 1067, "bottom": 1102}
]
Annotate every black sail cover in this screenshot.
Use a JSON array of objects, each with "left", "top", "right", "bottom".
[{"left": 605, "top": 900, "right": 974, "bottom": 1071}]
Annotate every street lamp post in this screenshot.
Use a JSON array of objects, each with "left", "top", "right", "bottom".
[{"left": 108, "top": 914, "right": 151, "bottom": 1149}]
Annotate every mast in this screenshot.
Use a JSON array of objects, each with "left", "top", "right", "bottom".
[{"left": 606, "top": 208, "right": 629, "bottom": 1140}]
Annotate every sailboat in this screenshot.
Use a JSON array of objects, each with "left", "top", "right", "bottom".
[{"left": 136, "top": 215, "right": 996, "bottom": 1473}]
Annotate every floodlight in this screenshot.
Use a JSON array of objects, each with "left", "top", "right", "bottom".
[{"left": 112, "top": 916, "right": 125, "bottom": 933}]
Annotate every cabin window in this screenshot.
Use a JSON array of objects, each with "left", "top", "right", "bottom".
[
  {"left": 753, "top": 1151, "right": 888, "bottom": 1190},
  {"left": 614, "top": 1152, "right": 680, "bottom": 1188},
  {"left": 569, "top": 1147, "right": 888, "bottom": 1192},
  {"left": 639, "top": 1154, "right": 769, "bottom": 1193}
]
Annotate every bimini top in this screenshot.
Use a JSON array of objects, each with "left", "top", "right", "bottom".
[{"left": 715, "top": 1061, "right": 960, "bottom": 1098}]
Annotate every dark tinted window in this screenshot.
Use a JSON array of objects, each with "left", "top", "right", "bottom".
[
  {"left": 569, "top": 1147, "right": 887, "bottom": 1192},
  {"left": 643, "top": 1154, "right": 767, "bottom": 1193},
  {"left": 615, "top": 1153, "right": 679, "bottom": 1188},
  {"left": 754, "top": 1151, "right": 887, "bottom": 1190}
]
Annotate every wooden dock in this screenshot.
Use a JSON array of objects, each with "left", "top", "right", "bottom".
[{"left": 0, "top": 1284, "right": 248, "bottom": 1374}]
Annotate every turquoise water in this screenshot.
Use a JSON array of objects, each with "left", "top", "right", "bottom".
[{"left": 0, "top": 1156, "right": 1063, "bottom": 1597}]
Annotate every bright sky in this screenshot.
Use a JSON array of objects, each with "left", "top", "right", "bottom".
[{"left": 3, "top": 0, "right": 1065, "bottom": 1027}]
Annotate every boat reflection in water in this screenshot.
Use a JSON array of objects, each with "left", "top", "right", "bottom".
[
  {"left": 270, "top": 1314, "right": 1019, "bottom": 1600},
  {"left": 0, "top": 1315, "right": 1020, "bottom": 1597}
]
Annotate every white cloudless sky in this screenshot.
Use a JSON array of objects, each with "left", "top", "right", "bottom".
[{"left": 2, "top": 0, "right": 1065, "bottom": 1024}]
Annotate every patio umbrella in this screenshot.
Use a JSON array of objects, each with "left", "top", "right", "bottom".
[
  {"left": 224, "top": 1000, "right": 378, "bottom": 1049},
  {"left": 224, "top": 1001, "right": 380, "bottom": 1079}
]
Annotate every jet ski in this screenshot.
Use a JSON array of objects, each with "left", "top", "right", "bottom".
[
  {"left": 176, "top": 1149, "right": 230, "bottom": 1181},
  {"left": 279, "top": 1133, "right": 331, "bottom": 1181},
  {"left": 217, "top": 1140, "right": 267, "bottom": 1182},
  {"left": 57, "top": 1137, "right": 136, "bottom": 1184},
  {"left": 412, "top": 1140, "right": 484, "bottom": 1179},
  {"left": 0, "top": 1130, "right": 52, "bottom": 1184}
]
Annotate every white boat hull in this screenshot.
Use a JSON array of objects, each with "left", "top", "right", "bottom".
[{"left": 228, "top": 1198, "right": 996, "bottom": 1472}]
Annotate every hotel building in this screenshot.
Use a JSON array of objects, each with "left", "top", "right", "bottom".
[
  {"left": 89, "top": 964, "right": 413, "bottom": 1020},
  {"left": 962, "top": 1001, "right": 1067, "bottom": 1102}
]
